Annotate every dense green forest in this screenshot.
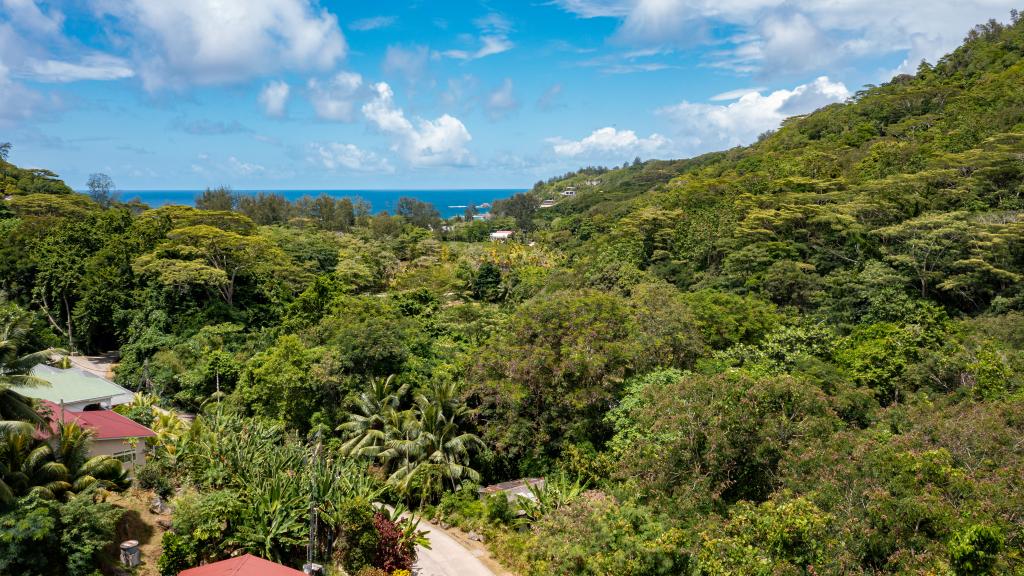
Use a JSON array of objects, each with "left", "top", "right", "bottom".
[{"left": 3, "top": 12, "right": 1024, "bottom": 576}]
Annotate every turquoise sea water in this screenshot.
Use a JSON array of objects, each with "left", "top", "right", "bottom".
[{"left": 119, "top": 189, "right": 524, "bottom": 218}]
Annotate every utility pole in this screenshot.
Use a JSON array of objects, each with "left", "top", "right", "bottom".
[
  {"left": 140, "top": 360, "right": 152, "bottom": 394},
  {"left": 304, "top": 432, "right": 324, "bottom": 576}
]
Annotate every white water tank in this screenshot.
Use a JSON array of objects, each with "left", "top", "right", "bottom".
[{"left": 120, "top": 540, "right": 140, "bottom": 567}]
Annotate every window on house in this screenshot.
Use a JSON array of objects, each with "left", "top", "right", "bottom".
[{"left": 113, "top": 449, "right": 136, "bottom": 464}]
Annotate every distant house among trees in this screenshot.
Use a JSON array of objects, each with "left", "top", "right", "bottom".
[
  {"left": 16, "top": 364, "right": 134, "bottom": 410},
  {"left": 560, "top": 187, "right": 577, "bottom": 197},
  {"left": 489, "top": 230, "right": 514, "bottom": 241},
  {"left": 539, "top": 199, "right": 557, "bottom": 208},
  {"left": 41, "top": 400, "right": 155, "bottom": 469},
  {"left": 14, "top": 365, "right": 155, "bottom": 468},
  {"left": 479, "top": 478, "right": 544, "bottom": 502}
]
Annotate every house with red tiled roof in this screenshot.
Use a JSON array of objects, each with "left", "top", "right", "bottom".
[
  {"left": 42, "top": 401, "right": 156, "bottom": 469},
  {"left": 178, "top": 554, "right": 307, "bottom": 576}
]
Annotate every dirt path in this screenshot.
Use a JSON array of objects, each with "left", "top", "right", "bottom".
[
  {"left": 107, "top": 489, "right": 168, "bottom": 576},
  {"left": 413, "top": 518, "right": 498, "bottom": 576},
  {"left": 67, "top": 354, "right": 119, "bottom": 379}
]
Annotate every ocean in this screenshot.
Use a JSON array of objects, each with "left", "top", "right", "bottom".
[{"left": 119, "top": 189, "right": 524, "bottom": 219}]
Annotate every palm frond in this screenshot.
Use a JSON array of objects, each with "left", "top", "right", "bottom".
[
  {"left": 0, "top": 420, "right": 32, "bottom": 437},
  {"left": 0, "top": 479, "right": 14, "bottom": 507},
  {"left": 9, "top": 349, "right": 66, "bottom": 373}
]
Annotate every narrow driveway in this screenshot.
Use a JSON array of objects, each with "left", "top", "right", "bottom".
[
  {"left": 67, "top": 354, "right": 118, "bottom": 379},
  {"left": 413, "top": 519, "right": 496, "bottom": 576}
]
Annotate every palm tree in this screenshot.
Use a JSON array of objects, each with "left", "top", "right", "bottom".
[
  {"left": 337, "top": 375, "right": 409, "bottom": 458},
  {"left": 0, "top": 420, "right": 128, "bottom": 505},
  {"left": 52, "top": 421, "right": 129, "bottom": 496},
  {"left": 377, "top": 408, "right": 425, "bottom": 489},
  {"left": 1, "top": 420, "right": 123, "bottom": 496},
  {"left": 0, "top": 303, "right": 63, "bottom": 426},
  {"left": 0, "top": 427, "right": 68, "bottom": 506},
  {"left": 417, "top": 379, "right": 466, "bottom": 419},
  {"left": 149, "top": 409, "right": 189, "bottom": 463},
  {"left": 339, "top": 376, "right": 485, "bottom": 501},
  {"left": 408, "top": 398, "right": 484, "bottom": 491},
  {"left": 378, "top": 385, "right": 484, "bottom": 499}
]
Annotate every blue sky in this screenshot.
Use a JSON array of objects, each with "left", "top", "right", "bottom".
[{"left": 0, "top": 0, "right": 1018, "bottom": 189}]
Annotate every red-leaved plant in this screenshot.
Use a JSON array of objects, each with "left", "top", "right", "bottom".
[{"left": 373, "top": 512, "right": 416, "bottom": 572}]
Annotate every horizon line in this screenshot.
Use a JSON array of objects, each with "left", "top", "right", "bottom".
[{"left": 109, "top": 187, "right": 530, "bottom": 192}]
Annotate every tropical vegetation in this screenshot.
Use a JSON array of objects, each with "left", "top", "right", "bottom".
[{"left": 1, "top": 11, "right": 1024, "bottom": 576}]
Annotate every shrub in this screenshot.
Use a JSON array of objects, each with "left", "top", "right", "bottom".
[
  {"left": 948, "top": 524, "right": 1004, "bottom": 576},
  {"left": 158, "top": 489, "right": 243, "bottom": 574},
  {"left": 519, "top": 473, "right": 587, "bottom": 523},
  {"left": 497, "top": 492, "right": 686, "bottom": 576},
  {"left": 692, "top": 496, "right": 833, "bottom": 575},
  {"left": 60, "top": 493, "right": 125, "bottom": 576},
  {"left": 0, "top": 493, "right": 124, "bottom": 576},
  {"left": 136, "top": 459, "right": 174, "bottom": 499},
  {"left": 484, "top": 493, "right": 513, "bottom": 525},
  {"left": 373, "top": 512, "right": 415, "bottom": 572},
  {"left": 435, "top": 483, "right": 484, "bottom": 527},
  {"left": 157, "top": 531, "right": 196, "bottom": 576},
  {"left": 334, "top": 499, "right": 379, "bottom": 572}
]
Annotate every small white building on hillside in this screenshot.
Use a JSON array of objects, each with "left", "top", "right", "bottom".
[{"left": 490, "top": 230, "right": 514, "bottom": 241}]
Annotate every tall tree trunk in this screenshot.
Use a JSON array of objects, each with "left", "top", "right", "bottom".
[{"left": 62, "top": 294, "right": 74, "bottom": 352}]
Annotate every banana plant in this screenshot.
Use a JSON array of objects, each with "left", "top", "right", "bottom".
[
  {"left": 378, "top": 503, "right": 432, "bottom": 549},
  {"left": 518, "top": 472, "right": 588, "bottom": 523}
]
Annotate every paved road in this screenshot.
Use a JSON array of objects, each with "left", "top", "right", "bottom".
[{"left": 413, "top": 519, "right": 496, "bottom": 576}]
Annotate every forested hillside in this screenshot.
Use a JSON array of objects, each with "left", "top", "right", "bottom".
[{"left": 1, "top": 13, "right": 1024, "bottom": 576}]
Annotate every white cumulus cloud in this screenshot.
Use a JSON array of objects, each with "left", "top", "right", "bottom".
[
  {"left": 26, "top": 54, "right": 134, "bottom": 82},
  {"left": 554, "top": 0, "right": 1021, "bottom": 77},
  {"left": 549, "top": 127, "right": 670, "bottom": 158},
  {"left": 710, "top": 87, "right": 766, "bottom": 101},
  {"left": 92, "top": 0, "right": 347, "bottom": 90},
  {"left": 0, "top": 0, "right": 126, "bottom": 124},
  {"left": 258, "top": 80, "right": 290, "bottom": 117},
  {"left": 362, "top": 82, "right": 473, "bottom": 167},
  {"left": 657, "top": 76, "right": 850, "bottom": 152},
  {"left": 3, "top": 0, "right": 64, "bottom": 34},
  {"left": 310, "top": 142, "right": 393, "bottom": 172},
  {"left": 307, "top": 71, "right": 362, "bottom": 121}
]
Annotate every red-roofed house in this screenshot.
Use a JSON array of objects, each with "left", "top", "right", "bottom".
[
  {"left": 42, "top": 401, "right": 156, "bottom": 469},
  {"left": 178, "top": 554, "right": 307, "bottom": 576}
]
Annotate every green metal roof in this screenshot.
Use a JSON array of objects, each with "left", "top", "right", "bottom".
[{"left": 14, "top": 365, "right": 132, "bottom": 405}]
